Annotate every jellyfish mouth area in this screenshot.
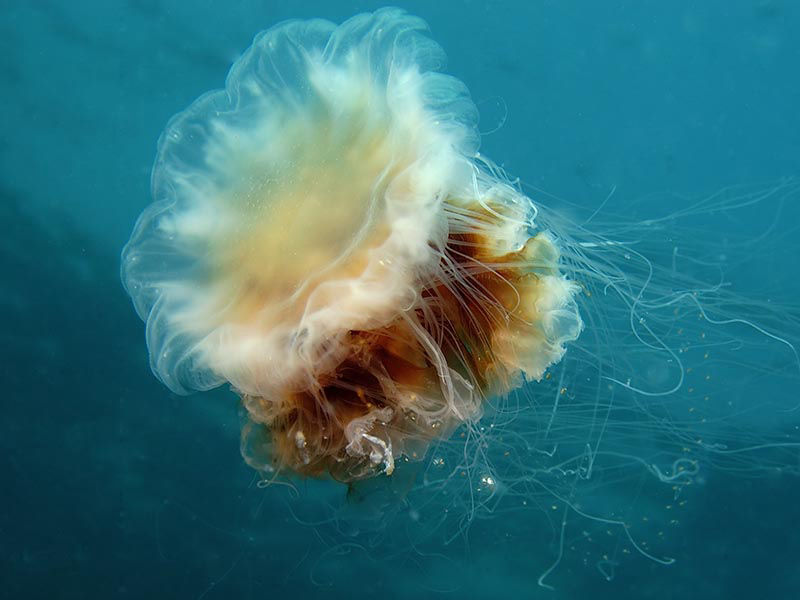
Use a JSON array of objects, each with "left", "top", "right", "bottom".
[{"left": 240, "top": 199, "right": 560, "bottom": 482}]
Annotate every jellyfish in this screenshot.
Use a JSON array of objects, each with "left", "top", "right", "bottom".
[
  {"left": 123, "top": 8, "right": 800, "bottom": 565},
  {"left": 122, "top": 8, "right": 583, "bottom": 483}
]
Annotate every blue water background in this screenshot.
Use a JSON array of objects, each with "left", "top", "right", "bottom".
[{"left": 2, "top": 1, "right": 799, "bottom": 598}]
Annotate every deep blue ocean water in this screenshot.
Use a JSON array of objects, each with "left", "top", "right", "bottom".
[{"left": 3, "top": 1, "right": 800, "bottom": 598}]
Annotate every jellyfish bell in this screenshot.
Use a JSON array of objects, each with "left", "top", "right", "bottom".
[{"left": 122, "top": 8, "right": 582, "bottom": 483}]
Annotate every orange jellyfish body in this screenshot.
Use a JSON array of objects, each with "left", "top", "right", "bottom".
[{"left": 122, "top": 8, "right": 582, "bottom": 483}]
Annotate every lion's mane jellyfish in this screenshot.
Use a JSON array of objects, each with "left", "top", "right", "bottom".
[
  {"left": 122, "top": 8, "right": 583, "bottom": 482},
  {"left": 114, "top": 7, "right": 800, "bottom": 591},
  {"left": 123, "top": 9, "right": 800, "bottom": 566},
  {"left": 123, "top": 10, "right": 800, "bottom": 580}
]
